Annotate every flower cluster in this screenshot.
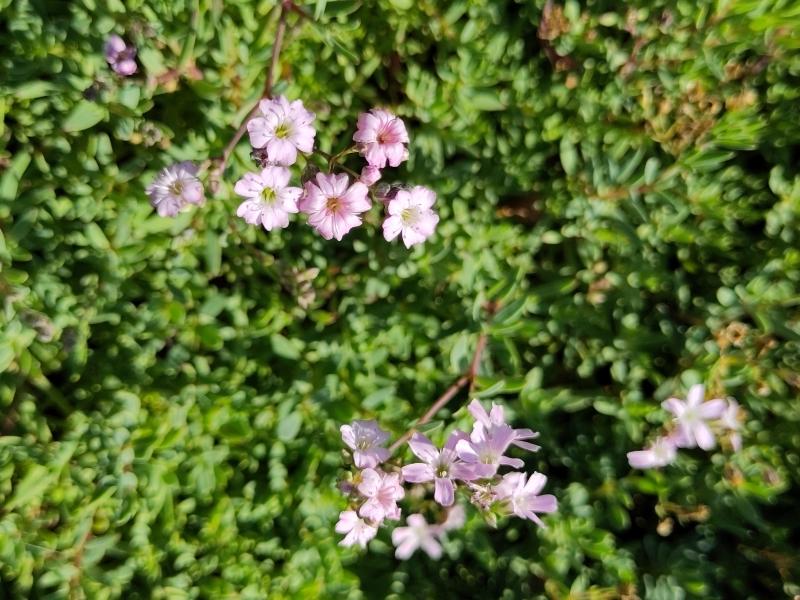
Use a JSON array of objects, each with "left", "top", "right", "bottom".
[
  {"left": 336, "top": 401, "right": 557, "bottom": 560},
  {"left": 144, "top": 93, "right": 439, "bottom": 248},
  {"left": 627, "top": 383, "right": 743, "bottom": 469},
  {"left": 336, "top": 420, "right": 400, "bottom": 548}
]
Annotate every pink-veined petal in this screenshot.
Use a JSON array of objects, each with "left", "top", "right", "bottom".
[{"left": 434, "top": 477, "right": 455, "bottom": 506}]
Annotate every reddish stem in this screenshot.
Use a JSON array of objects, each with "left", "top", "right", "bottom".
[
  {"left": 215, "top": 6, "right": 289, "bottom": 175},
  {"left": 388, "top": 303, "right": 500, "bottom": 453}
]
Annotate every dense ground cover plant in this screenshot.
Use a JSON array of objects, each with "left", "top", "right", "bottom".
[{"left": 2, "top": 0, "right": 800, "bottom": 598}]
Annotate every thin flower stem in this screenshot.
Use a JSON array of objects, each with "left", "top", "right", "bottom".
[
  {"left": 214, "top": 4, "right": 290, "bottom": 177},
  {"left": 388, "top": 374, "right": 473, "bottom": 454},
  {"left": 388, "top": 302, "right": 499, "bottom": 454},
  {"left": 312, "top": 149, "right": 360, "bottom": 178},
  {"left": 327, "top": 145, "right": 358, "bottom": 172}
]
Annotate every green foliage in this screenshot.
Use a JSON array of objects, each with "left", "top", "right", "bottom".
[{"left": 2, "top": 0, "right": 800, "bottom": 598}]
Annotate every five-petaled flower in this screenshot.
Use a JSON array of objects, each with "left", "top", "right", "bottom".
[
  {"left": 247, "top": 96, "right": 316, "bottom": 166},
  {"left": 627, "top": 435, "right": 678, "bottom": 469},
  {"left": 663, "top": 384, "right": 726, "bottom": 450},
  {"left": 146, "top": 161, "right": 204, "bottom": 217},
  {"left": 401, "top": 432, "right": 490, "bottom": 506},
  {"left": 456, "top": 426, "right": 524, "bottom": 476},
  {"left": 468, "top": 400, "right": 540, "bottom": 452},
  {"left": 382, "top": 186, "right": 440, "bottom": 248},
  {"left": 340, "top": 420, "right": 391, "bottom": 469},
  {"left": 353, "top": 109, "right": 409, "bottom": 168},
  {"left": 357, "top": 468, "right": 404, "bottom": 522},
  {"left": 335, "top": 510, "right": 378, "bottom": 548},
  {"left": 234, "top": 166, "right": 302, "bottom": 231},
  {"left": 392, "top": 513, "right": 443, "bottom": 560},
  {"left": 299, "top": 173, "right": 371, "bottom": 241},
  {"left": 494, "top": 471, "right": 558, "bottom": 527}
]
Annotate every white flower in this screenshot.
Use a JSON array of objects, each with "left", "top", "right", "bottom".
[
  {"left": 335, "top": 510, "right": 378, "bottom": 548},
  {"left": 662, "top": 384, "right": 726, "bottom": 450},
  {"left": 146, "top": 161, "right": 204, "bottom": 217}
]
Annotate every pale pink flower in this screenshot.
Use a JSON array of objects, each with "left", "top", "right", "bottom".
[
  {"left": 382, "top": 186, "right": 439, "bottom": 248},
  {"left": 340, "top": 420, "right": 391, "bottom": 469},
  {"left": 663, "top": 384, "right": 726, "bottom": 450},
  {"left": 438, "top": 504, "right": 466, "bottom": 532},
  {"left": 234, "top": 166, "right": 301, "bottom": 231},
  {"left": 146, "top": 161, "right": 204, "bottom": 217},
  {"left": 247, "top": 95, "right": 316, "bottom": 166},
  {"left": 357, "top": 468, "right": 404, "bottom": 522},
  {"left": 353, "top": 109, "right": 409, "bottom": 168},
  {"left": 627, "top": 435, "right": 678, "bottom": 469},
  {"left": 494, "top": 471, "right": 557, "bottom": 527},
  {"left": 359, "top": 165, "right": 382, "bottom": 186},
  {"left": 391, "top": 514, "right": 442, "bottom": 560},
  {"left": 456, "top": 426, "right": 524, "bottom": 476},
  {"left": 335, "top": 510, "right": 378, "bottom": 548},
  {"left": 105, "top": 34, "right": 137, "bottom": 76},
  {"left": 299, "top": 173, "right": 371, "bottom": 241},
  {"left": 719, "top": 399, "right": 742, "bottom": 451},
  {"left": 468, "top": 399, "right": 540, "bottom": 452},
  {"left": 401, "top": 432, "right": 491, "bottom": 506}
]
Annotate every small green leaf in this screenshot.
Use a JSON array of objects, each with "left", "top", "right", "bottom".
[
  {"left": 63, "top": 101, "right": 107, "bottom": 132},
  {"left": 560, "top": 137, "right": 578, "bottom": 176},
  {"left": 277, "top": 412, "right": 302, "bottom": 441},
  {"left": 271, "top": 334, "right": 301, "bottom": 360},
  {"left": 6, "top": 465, "right": 54, "bottom": 510}
]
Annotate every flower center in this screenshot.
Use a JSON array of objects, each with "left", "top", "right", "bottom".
[
  {"left": 480, "top": 450, "right": 497, "bottom": 464},
  {"left": 401, "top": 207, "right": 419, "bottom": 224},
  {"left": 168, "top": 181, "right": 184, "bottom": 196},
  {"left": 683, "top": 408, "right": 699, "bottom": 423},
  {"left": 326, "top": 197, "right": 341, "bottom": 213},
  {"left": 436, "top": 467, "right": 449, "bottom": 478},
  {"left": 356, "top": 440, "right": 370, "bottom": 450},
  {"left": 275, "top": 122, "right": 290, "bottom": 139},
  {"left": 261, "top": 186, "right": 277, "bottom": 204}
]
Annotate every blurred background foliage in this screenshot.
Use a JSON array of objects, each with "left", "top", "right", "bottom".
[{"left": 1, "top": 0, "right": 800, "bottom": 597}]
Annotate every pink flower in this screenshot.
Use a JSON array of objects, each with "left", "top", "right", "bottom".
[
  {"left": 247, "top": 96, "right": 316, "bottom": 166},
  {"left": 468, "top": 399, "right": 540, "bottom": 453},
  {"left": 234, "top": 166, "right": 301, "bottom": 231},
  {"left": 391, "top": 514, "right": 442, "bottom": 560},
  {"left": 335, "top": 510, "right": 378, "bottom": 548},
  {"left": 340, "top": 420, "right": 391, "bottom": 469},
  {"left": 359, "top": 165, "right": 382, "bottom": 186},
  {"left": 401, "top": 432, "right": 491, "bottom": 506},
  {"left": 627, "top": 435, "right": 678, "bottom": 469},
  {"left": 382, "top": 186, "right": 439, "bottom": 248},
  {"left": 456, "top": 426, "right": 525, "bottom": 476},
  {"left": 298, "top": 173, "right": 371, "bottom": 241},
  {"left": 357, "top": 468, "right": 404, "bottom": 522},
  {"left": 353, "top": 109, "right": 409, "bottom": 168},
  {"left": 146, "top": 161, "right": 204, "bottom": 217},
  {"left": 662, "top": 384, "right": 726, "bottom": 450},
  {"left": 105, "top": 34, "right": 137, "bottom": 76},
  {"left": 719, "top": 399, "right": 742, "bottom": 451},
  {"left": 494, "top": 472, "right": 557, "bottom": 527},
  {"left": 439, "top": 504, "right": 466, "bottom": 532}
]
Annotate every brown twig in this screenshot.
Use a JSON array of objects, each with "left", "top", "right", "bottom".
[
  {"left": 389, "top": 303, "right": 499, "bottom": 453},
  {"left": 213, "top": 5, "right": 290, "bottom": 179}
]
